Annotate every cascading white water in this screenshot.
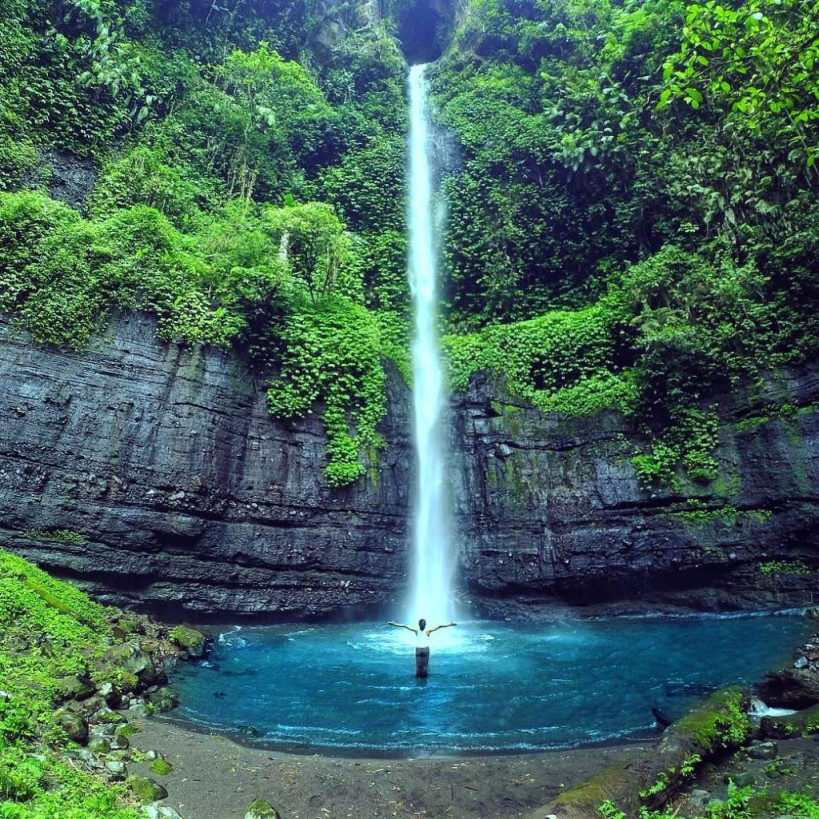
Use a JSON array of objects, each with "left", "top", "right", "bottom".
[{"left": 406, "top": 64, "right": 455, "bottom": 628}]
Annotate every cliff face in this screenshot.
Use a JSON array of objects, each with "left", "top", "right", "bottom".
[
  {"left": 1, "top": 317, "right": 817, "bottom": 620},
  {"left": 452, "top": 370, "right": 819, "bottom": 617},
  {"left": 0, "top": 314, "right": 412, "bottom": 619}
]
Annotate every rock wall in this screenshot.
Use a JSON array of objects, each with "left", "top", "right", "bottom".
[
  {"left": 1, "top": 315, "right": 817, "bottom": 620},
  {"left": 452, "top": 370, "right": 819, "bottom": 617},
  {"left": 0, "top": 314, "right": 412, "bottom": 619}
]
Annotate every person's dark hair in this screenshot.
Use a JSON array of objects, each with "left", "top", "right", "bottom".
[{"left": 418, "top": 618, "right": 426, "bottom": 631}]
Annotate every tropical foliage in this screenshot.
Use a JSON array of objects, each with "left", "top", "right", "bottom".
[
  {"left": 1, "top": 0, "right": 817, "bottom": 488},
  {"left": 432, "top": 0, "right": 819, "bottom": 487}
]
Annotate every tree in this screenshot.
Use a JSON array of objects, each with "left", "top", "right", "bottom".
[
  {"left": 263, "top": 202, "right": 354, "bottom": 305},
  {"left": 660, "top": 0, "right": 819, "bottom": 168}
]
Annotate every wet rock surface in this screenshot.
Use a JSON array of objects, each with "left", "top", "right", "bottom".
[
  {"left": 0, "top": 314, "right": 411, "bottom": 619},
  {"left": 0, "top": 314, "right": 817, "bottom": 618},
  {"left": 452, "top": 369, "right": 819, "bottom": 616}
]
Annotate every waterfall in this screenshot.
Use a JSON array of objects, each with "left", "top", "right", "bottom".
[{"left": 406, "top": 64, "right": 455, "bottom": 628}]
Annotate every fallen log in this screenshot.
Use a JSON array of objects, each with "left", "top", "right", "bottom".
[{"left": 528, "top": 688, "right": 753, "bottom": 819}]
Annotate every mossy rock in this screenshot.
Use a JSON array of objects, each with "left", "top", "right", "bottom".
[
  {"left": 150, "top": 758, "right": 173, "bottom": 776},
  {"left": 88, "top": 735, "right": 112, "bottom": 754},
  {"left": 169, "top": 625, "right": 206, "bottom": 658},
  {"left": 102, "top": 642, "right": 157, "bottom": 684},
  {"left": 551, "top": 766, "right": 633, "bottom": 817},
  {"left": 761, "top": 703, "right": 819, "bottom": 739},
  {"left": 127, "top": 775, "right": 168, "bottom": 801},
  {"left": 147, "top": 686, "right": 179, "bottom": 713},
  {"left": 54, "top": 673, "right": 96, "bottom": 702},
  {"left": 244, "top": 800, "right": 281, "bottom": 819},
  {"left": 668, "top": 688, "right": 751, "bottom": 754},
  {"left": 93, "top": 706, "right": 127, "bottom": 724},
  {"left": 536, "top": 688, "right": 754, "bottom": 819},
  {"left": 56, "top": 709, "right": 88, "bottom": 745}
]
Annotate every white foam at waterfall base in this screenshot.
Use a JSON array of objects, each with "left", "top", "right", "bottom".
[{"left": 406, "top": 63, "right": 456, "bottom": 630}]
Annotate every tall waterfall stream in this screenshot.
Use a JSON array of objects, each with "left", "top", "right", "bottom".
[{"left": 406, "top": 63, "right": 456, "bottom": 628}]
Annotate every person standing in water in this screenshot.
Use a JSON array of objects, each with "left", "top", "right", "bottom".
[{"left": 387, "top": 618, "right": 457, "bottom": 678}]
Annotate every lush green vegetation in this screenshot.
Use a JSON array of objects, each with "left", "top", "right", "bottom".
[
  {"left": 0, "top": 0, "right": 411, "bottom": 485},
  {"left": 1, "top": 0, "right": 818, "bottom": 488},
  {"left": 433, "top": 0, "right": 819, "bottom": 488},
  {"left": 0, "top": 550, "right": 139, "bottom": 817}
]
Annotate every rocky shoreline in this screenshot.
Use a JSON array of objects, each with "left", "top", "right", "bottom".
[
  {"left": 533, "top": 618, "right": 819, "bottom": 818},
  {"left": 42, "top": 615, "right": 209, "bottom": 818},
  {"left": 107, "top": 616, "right": 818, "bottom": 819}
]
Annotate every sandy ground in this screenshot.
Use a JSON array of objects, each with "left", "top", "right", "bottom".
[{"left": 128, "top": 717, "right": 650, "bottom": 819}]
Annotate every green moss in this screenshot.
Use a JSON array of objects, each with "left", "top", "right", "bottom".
[
  {"left": 758, "top": 560, "right": 812, "bottom": 577},
  {"left": 664, "top": 504, "right": 772, "bottom": 531},
  {"left": 555, "top": 767, "right": 630, "bottom": 810},
  {"left": 149, "top": 758, "right": 173, "bottom": 776},
  {"left": 169, "top": 625, "right": 205, "bottom": 653},
  {"left": 0, "top": 549, "right": 140, "bottom": 817},
  {"left": 674, "top": 688, "right": 751, "bottom": 753}
]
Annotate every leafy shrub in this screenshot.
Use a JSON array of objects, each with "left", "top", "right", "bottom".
[{"left": 267, "top": 297, "right": 387, "bottom": 486}]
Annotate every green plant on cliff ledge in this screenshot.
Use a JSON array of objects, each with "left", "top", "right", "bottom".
[
  {"left": 759, "top": 560, "right": 812, "bottom": 577},
  {"left": 266, "top": 297, "right": 387, "bottom": 487},
  {"left": 631, "top": 405, "right": 720, "bottom": 489},
  {"left": 0, "top": 191, "right": 394, "bottom": 488}
]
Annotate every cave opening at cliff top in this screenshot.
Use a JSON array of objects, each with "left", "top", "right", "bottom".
[{"left": 396, "top": 0, "right": 455, "bottom": 64}]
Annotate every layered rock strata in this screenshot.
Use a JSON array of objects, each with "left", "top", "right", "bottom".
[
  {"left": 0, "top": 314, "right": 411, "bottom": 619},
  {"left": 1, "top": 315, "right": 817, "bottom": 618},
  {"left": 452, "top": 369, "right": 819, "bottom": 617}
]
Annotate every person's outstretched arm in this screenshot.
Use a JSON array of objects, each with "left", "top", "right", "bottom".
[
  {"left": 388, "top": 621, "right": 418, "bottom": 634},
  {"left": 426, "top": 621, "right": 457, "bottom": 635}
]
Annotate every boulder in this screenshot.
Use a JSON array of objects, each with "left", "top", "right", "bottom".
[
  {"left": 88, "top": 736, "right": 111, "bottom": 754},
  {"left": 747, "top": 741, "right": 778, "bottom": 760},
  {"left": 755, "top": 669, "right": 819, "bottom": 709},
  {"left": 54, "top": 674, "right": 96, "bottom": 702},
  {"left": 170, "top": 626, "right": 207, "bottom": 659},
  {"left": 127, "top": 776, "right": 168, "bottom": 802},
  {"left": 102, "top": 642, "right": 159, "bottom": 686},
  {"left": 147, "top": 687, "right": 179, "bottom": 712},
  {"left": 92, "top": 706, "right": 126, "bottom": 725},
  {"left": 761, "top": 703, "right": 819, "bottom": 739},
  {"left": 56, "top": 709, "right": 88, "bottom": 745}
]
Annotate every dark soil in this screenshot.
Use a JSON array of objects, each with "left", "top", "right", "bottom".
[{"left": 128, "top": 717, "right": 650, "bottom": 819}]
